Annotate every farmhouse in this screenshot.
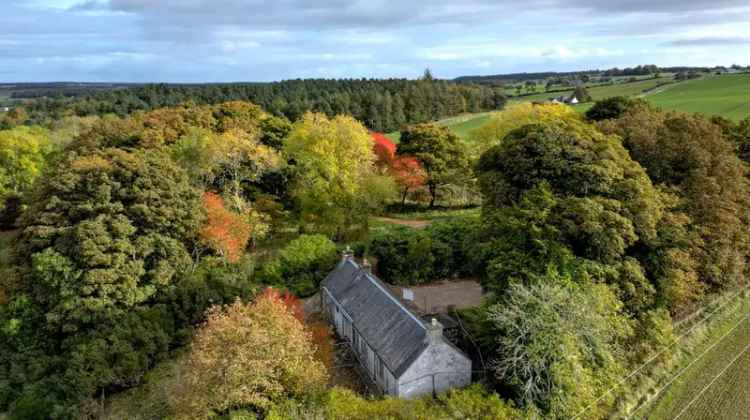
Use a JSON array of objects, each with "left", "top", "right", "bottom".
[
  {"left": 550, "top": 94, "right": 579, "bottom": 104},
  {"left": 321, "top": 251, "right": 472, "bottom": 398}
]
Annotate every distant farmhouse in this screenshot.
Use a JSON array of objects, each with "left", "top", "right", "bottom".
[
  {"left": 321, "top": 252, "right": 472, "bottom": 398},
  {"left": 1, "top": 107, "right": 9, "bottom": 113},
  {"left": 550, "top": 94, "right": 579, "bottom": 105}
]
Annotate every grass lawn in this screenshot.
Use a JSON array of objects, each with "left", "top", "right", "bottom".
[
  {"left": 647, "top": 73, "right": 750, "bottom": 121},
  {"left": 644, "top": 291, "right": 750, "bottom": 419}
]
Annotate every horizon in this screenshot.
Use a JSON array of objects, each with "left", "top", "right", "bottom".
[
  {"left": 2, "top": 0, "right": 750, "bottom": 83},
  {"left": 0, "top": 63, "right": 739, "bottom": 85}
]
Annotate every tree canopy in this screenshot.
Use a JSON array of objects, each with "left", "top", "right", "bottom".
[
  {"left": 398, "top": 124, "right": 469, "bottom": 207},
  {"left": 284, "top": 113, "right": 394, "bottom": 237}
]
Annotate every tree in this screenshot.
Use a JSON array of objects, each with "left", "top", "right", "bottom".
[
  {"left": 1, "top": 146, "right": 203, "bottom": 415},
  {"left": 476, "top": 120, "right": 663, "bottom": 261},
  {"left": 284, "top": 113, "right": 394, "bottom": 237},
  {"left": 469, "top": 103, "right": 578, "bottom": 156},
  {"left": 0, "top": 126, "right": 53, "bottom": 208},
  {"left": 168, "top": 292, "right": 327, "bottom": 419},
  {"left": 371, "top": 132, "right": 427, "bottom": 206},
  {"left": 599, "top": 103, "right": 750, "bottom": 291},
  {"left": 259, "top": 234, "right": 339, "bottom": 297},
  {"left": 398, "top": 124, "right": 469, "bottom": 207},
  {"left": 585, "top": 96, "right": 634, "bottom": 121},
  {"left": 199, "top": 192, "right": 252, "bottom": 263},
  {"left": 573, "top": 85, "right": 592, "bottom": 102},
  {"left": 171, "top": 127, "right": 281, "bottom": 204},
  {"left": 487, "top": 280, "right": 632, "bottom": 419}
]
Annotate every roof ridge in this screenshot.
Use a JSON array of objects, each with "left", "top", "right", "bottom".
[{"left": 358, "top": 268, "right": 427, "bottom": 330}]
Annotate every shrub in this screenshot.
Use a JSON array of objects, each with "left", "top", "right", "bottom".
[
  {"left": 260, "top": 234, "right": 338, "bottom": 297},
  {"left": 368, "top": 217, "right": 481, "bottom": 285}
]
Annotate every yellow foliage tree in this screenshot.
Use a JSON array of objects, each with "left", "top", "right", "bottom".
[
  {"left": 469, "top": 103, "right": 580, "bottom": 156},
  {"left": 284, "top": 113, "right": 394, "bottom": 238},
  {"left": 169, "top": 292, "right": 327, "bottom": 419}
]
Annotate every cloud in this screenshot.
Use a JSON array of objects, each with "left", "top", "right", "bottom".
[
  {"left": 3, "top": 0, "right": 750, "bottom": 82},
  {"left": 667, "top": 37, "right": 750, "bottom": 46}
]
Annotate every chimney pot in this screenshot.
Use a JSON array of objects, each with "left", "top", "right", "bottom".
[
  {"left": 341, "top": 246, "right": 353, "bottom": 262},
  {"left": 361, "top": 258, "right": 372, "bottom": 273},
  {"left": 426, "top": 317, "right": 443, "bottom": 344}
]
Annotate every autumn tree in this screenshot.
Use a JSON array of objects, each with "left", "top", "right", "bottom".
[
  {"left": 172, "top": 128, "right": 281, "bottom": 206},
  {"left": 599, "top": 103, "right": 750, "bottom": 292},
  {"left": 285, "top": 113, "right": 394, "bottom": 237},
  {"left": 168, "top": 292, "right": 327, "bottom": 419},
  {"left": 0, "top": 126, "right": 53, "bottom": 208},
  {"left": 397, "top": 124, "right": 469, "bottom": 207},
  {"left": 199, "top": 192, "right": 252, "bottom": 262},
  {"left": 371, "top": 132, "right": 427, "bottom": 206},
  {"left": 469, "top": 103, "right": 577, "bottom": 156}
]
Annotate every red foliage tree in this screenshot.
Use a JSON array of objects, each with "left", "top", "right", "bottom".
[
  {"left": 371, "top": 132, "right": 427, "bottom": 206},
  {"left": 199, "top": 192, "right": 251, "bottom": 263},
  {"left": 372, "top": 132, "right": 397, "bottom": 167}
]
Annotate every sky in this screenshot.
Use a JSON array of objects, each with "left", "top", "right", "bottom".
[{"left": 1, "top": 0, "right": 750, "bottom": 82}]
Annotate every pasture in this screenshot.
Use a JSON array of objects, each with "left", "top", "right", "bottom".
[
  {"left": 511, "top": 76, "right": 675, "bottom": 103},
  {"left": 647, "top": 73, "right": 750, "bottom": 121}
]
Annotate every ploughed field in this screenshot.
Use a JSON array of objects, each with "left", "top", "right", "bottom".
[{"left": 646, "top": 308, "right": 750, "bottom": 420}]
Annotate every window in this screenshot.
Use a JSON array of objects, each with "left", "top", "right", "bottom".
[{"left": 377, "top": 357, "right": 384, "bottom": 379}]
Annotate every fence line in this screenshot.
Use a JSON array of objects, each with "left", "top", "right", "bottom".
[{"left": 571, "top": 284, "right": 750, "bottom": 419}]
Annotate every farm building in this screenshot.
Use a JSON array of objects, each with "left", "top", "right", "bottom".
[
  {"left": 321, "top": 251, "right": 472, "bottom": 398},
  {"left": 550, "top": 94, "right": 579, "bottom": 104}
]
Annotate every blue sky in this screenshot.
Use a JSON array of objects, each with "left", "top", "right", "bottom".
[{"left": 2, "top": 0, "right": 749, "bottom": 82}]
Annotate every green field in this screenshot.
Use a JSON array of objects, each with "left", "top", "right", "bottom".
[
  {"left": 389, "top": 73, "right": 750, "bottom": 143},
  {"left": 386, "top": 111, "right": 500, "bottom": 142},
  {"left": 511, "top": 76, "right": 675, "bottom": 103},
  {"left": 647, "top": 73, "right": 750, "bottom": 121},
  {"left": 645, "top": 295, "right": 750, "bottom": 420}
]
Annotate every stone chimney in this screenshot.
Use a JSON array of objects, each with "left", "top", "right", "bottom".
[
  {"left": 361, "top": 258, "right": 372, "bottom": 273},
  {"left": 425, "top": 317, "right": 444, "bottom": 344},
  {"left": 341, "top": 246, "right": 353, "bottom": 262}
]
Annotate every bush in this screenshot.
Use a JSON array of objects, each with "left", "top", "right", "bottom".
[
  {"left": 368, "top": 217, "right": 481, "bottom": 285},
  {"left": 260, "top": 234, "right": 339, "bottom": 297}
]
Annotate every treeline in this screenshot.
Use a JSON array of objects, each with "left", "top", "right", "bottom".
[{"left": 16, "top": 78, "right": 506, "bottom": 133}]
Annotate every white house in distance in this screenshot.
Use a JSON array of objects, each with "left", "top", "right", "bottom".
[{"left": 321, "top": 251, "right": 472, "bottom": 398}]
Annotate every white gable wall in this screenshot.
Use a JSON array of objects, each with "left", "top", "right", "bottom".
[{"left": 397, "top": 340, "right": 472, "bottom": 399}]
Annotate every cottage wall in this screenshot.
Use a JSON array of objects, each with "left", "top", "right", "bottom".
[
  {"left": 323, "top": 289, "right": 399, "bottom": 395},
  {"left": 397, "top": 340, "right": 472, "bottom": 399}
]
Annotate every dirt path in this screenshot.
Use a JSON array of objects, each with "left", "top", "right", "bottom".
[{"left": 372, "top": 216, "right": 431, "bottom": 229}]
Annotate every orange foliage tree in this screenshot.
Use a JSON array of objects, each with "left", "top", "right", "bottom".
[
  {"left": 371, "top": 132, "right": 427, "bottom": 206},
  {"left": 199, "top": 192, "right": 251, "bottom": 262},
  {"left": 266, "top": 287, "right": 334, "bottom": 370}
]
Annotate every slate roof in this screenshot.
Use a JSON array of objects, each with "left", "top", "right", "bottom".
[{"left": 322, "top": 258, "right": 429, "bottom": 378}]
